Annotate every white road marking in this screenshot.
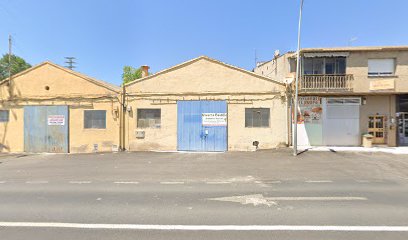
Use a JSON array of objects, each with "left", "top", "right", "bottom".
[
  {"left": 266, "top": 197, "right": 367, "bottom": 201},
  {"left": 69, "top": 181, "right": 91, "bottom": 184},
  {"left": 209, "top": 194, "right": 277, "bottom": 207},
  {"left": 209, "top": 194, "right": 366, "bottom": 207},
  {"left": 356, "top": 180, "right": 371, "bottom": 183},
  {"left": 0, "top": 222, "right": 407, "bottom": 232},
  {"left": 160, "top": 181, "right": 185, "bottom": 185},
  {"left": 206, "top": 181, "right": 231, "bottom": 184},
  {"left": 26, "top": 181, "right": 48, "bottom": 184},
  {"left": 305, "top": 180, "right": 333, "bottom": 183},
  {"left": 114, "top": 181, "right": 139, "bottom": 184},
  {"left": 0, "top": 181, "right": 5, "bottom": 184}
]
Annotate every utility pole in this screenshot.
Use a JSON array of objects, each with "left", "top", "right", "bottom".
[
  {"left": 293, "top": 0, "right": 304, "bottom": 156},
  {"left": 8, "top": 34, "right": 12, "bottom": 85},
  {"left": 121, "top": 83, "right": 126, "bottom": 151},
  {"left": 64, "top": 57, "right": 76, "bottom": 70}
]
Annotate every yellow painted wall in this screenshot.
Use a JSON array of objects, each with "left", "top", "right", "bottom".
[
  {"left": 125, "top": 57, "right": 288, "bottom": 151},
  {"left": 0, "top": 106, "right": 24, "bottom": 152},
  {"left": 0, "top": 62, "right": 120, "bottom": 153},
  {"left": 347, "top": 50, "right": 408, "bottom": 93}
]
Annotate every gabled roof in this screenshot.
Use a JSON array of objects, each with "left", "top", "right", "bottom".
[
  {"left": 0, "top": 61, "right": 120, "bottom": 93},
  {"left": 125, "top": 56, "right": 284, "bottom": 87}
]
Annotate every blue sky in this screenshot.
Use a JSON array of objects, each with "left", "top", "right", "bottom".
[{"left": 1, "top": 0, "right": 408, "bottom": 85}]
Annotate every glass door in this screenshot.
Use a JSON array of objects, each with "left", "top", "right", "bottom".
[
  {"left": 397, "top": 113, "right": 408, "bottom": 146},
  {"left": 368, "top": 116, "right": 386, "bottom": 144}
]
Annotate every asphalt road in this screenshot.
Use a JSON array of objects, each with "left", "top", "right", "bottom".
[{"left": 0, "top": 150, "right": 408, "bottom": 239}]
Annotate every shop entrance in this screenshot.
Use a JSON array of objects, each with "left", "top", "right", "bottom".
[
  {"left": 397, "top": 112, "right": 408, "bottom": 146},
  {"left": 397, "top": 94, "right": 408, "bottom": 146},
  {"left": 368, "top": 115, "right": 386, "bottom": 144}
]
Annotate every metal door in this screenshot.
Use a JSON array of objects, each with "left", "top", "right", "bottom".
[
  {"left": 24, "top": 106, "right": 69, "bottom": 153},
  {"left": 323, "top": 98, "right": 360, "bottom": 146},
  {"left": 398, "top": 112, "right": 408, "bottom": 146},
  {"left": 177, "top": 101, "right": 227, "bottom": 151}
]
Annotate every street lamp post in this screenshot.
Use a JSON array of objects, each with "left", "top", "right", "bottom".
[{"left": 293, "top": 0, "right": 304, "bottom": 156}]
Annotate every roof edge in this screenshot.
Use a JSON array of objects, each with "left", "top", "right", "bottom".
[
  {"left": 0, "top": 61, "right": 120, "bottom": 93},
  {"left": 125, "top": 56, "right": 284, "bottom": 87}
]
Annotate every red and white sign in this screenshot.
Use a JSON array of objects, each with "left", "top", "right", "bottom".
[{"left": 48, "top": 115, "right": 65, "bottom": 126}]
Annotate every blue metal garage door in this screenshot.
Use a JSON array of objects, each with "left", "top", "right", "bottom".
[
  {"left": 24, "top": 106, "right": 69, "bottom": 153},
  {"left": 177, "top": 101, "right": 227, "bottom": 152}
]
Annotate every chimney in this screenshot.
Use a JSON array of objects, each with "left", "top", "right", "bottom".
[{"left": 141, "top": 65, "right": 149, "bottom": 78}]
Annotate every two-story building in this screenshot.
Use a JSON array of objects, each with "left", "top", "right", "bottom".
[{"left": 255, "top": 46, "right": 408, "bottom": 147}]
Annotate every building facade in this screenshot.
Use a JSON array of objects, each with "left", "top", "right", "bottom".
[
  {"left": 0, "top": 62, "right": 121, "bottom": 153},
  {"left": 255, "top": 46, "right": 408, "bottom": 147},
  {"left": 124, "top": 56, "right": 288, "bottom": 151}
]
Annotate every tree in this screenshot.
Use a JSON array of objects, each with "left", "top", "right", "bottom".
[
  {"left": 0, "top": 54, "right": 31, "bottom": 80},
  {"left": 122, "top": 66, "right": 143, "bottom": 85}
]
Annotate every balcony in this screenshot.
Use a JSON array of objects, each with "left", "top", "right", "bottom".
[{"left": 299, "top": 74, "right": 353, "bottom": 92}]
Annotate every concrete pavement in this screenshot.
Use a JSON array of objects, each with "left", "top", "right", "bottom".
[{"left": 0, "top": 150, "right": 408, "bottom": 239}]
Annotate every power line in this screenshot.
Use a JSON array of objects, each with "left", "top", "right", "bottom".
[{"left": 64, "top": 57, "right": 76, "bottom": 70}]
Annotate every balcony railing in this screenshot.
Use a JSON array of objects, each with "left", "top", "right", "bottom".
[{"left": 299, "top": 74, "right": 353, "bottom": 92}]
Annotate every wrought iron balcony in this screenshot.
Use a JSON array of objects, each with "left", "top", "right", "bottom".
[{"left": 299, "top": 74, "right": 353, "bottom": 92}]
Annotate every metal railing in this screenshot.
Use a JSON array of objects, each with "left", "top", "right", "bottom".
[{"left": 299, "top": 74, "right": 353, "bottom": 92}]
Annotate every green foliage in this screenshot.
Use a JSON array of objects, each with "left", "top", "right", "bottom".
[
  {"left": 0, "top": 54, "right": 32, "bottom": 80},
  {"left": 122, "top": 66, "right": 144, "bottom": 85}
]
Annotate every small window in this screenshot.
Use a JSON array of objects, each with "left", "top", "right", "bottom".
[
  {"left": 84, "top": 110, "right": 106, "bottom": 129},
  {"left": 368, "top": 59, "right": 395, "bottom": 76},
  {"left": 137, "top": 109, "right": 161, "bottom": 128},
  {"left": 0, "top": 110, "right": 9, "bottom": 122},
  {"left": 245, "top": 108, "right": 270, "bottom": 128}
]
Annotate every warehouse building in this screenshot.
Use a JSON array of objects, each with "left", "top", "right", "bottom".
[
  {"left": 124, "top": 56, "right": 288, "bottom": 152},
  {"left": 0, "top": 61, "right": 121, "bottom": 153}
]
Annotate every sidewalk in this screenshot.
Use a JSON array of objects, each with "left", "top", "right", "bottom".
[{"left": 298, "top": 146, "right": 408, "bottom": 155}]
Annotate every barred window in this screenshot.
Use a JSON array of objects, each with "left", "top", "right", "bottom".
[
  {"left": 0, "top": 110, "right": 9, "bottom": 122},
  {"left": 84, "top": 110, "right": 106, "bottom": 129},
  {"left": 137, "top": 109, "right": 161, "bottom": 128},
  {"left": 245, "top": 108, "right": 270, "bottom": 128}
]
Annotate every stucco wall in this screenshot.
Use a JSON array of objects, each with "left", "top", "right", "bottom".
[
  {"left": 125, "top": 96, "right": 287, "bottom": 151},
  {"left": 227, "top": 98, "right": 287, "bottom": 150},
  {"left": 0, "top": 63, "right": 116, "bottom": 98},
  {"left": 254, "top": 54, "right": 295, "bottom": 83},
  {"left": 0, "top": 101, "right": 120, "bottom": 153},
  {"left": 69, "top": 101, "right": 120, "bottom": 153},
  {"left": 0, "top": 63, "right": 120, "bottom": 153},
  {"left": 0, "top": 106, "right": 24, "bottom": 152},
  {"left": 126, "top": 58, "right": 283, "bottom": 94},
  {"left": 125, "top": 57, "right": 288, "bottom": 151},
  {"left": 347, "top": 51, "right": 408, "bottom": 93}
]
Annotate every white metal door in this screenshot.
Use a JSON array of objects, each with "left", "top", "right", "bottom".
[{"left": 323, "top": 98, "right": 360, "bottom": 146}]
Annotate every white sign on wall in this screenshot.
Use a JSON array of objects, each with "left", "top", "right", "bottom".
[
  {"left": 48, "top": 115, "right": 65, "bottom": 125},
  {"left": 202, "top": 113, "right": 227, "bottom": 126}
]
